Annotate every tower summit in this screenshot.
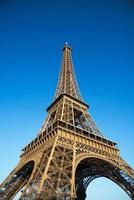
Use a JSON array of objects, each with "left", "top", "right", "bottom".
[
  {"left": 0, "top": 45, "right": 134, "bottom": 200},
  {"left": 54, "top": 43, "right": 82, "bottom": 101}
]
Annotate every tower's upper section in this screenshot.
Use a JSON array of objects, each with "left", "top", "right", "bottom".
[{"left": 54, "top": 43, "right": 83, "bottom": 101}]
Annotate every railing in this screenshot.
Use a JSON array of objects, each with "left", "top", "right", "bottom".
[{"left": 21, "top": 120, "right": 117, "bottom": 157}]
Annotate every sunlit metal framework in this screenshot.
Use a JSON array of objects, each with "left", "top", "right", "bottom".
[
  {"left": 0, "top": 44, "right": 134, "bottom": 200},
  {"left": 54, "top": 44, "right": 82, "bottom": 101}
]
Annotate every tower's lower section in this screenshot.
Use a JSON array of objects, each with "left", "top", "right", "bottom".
[{"left": 0, "top": 125, "right": 134, "bottom": 200}]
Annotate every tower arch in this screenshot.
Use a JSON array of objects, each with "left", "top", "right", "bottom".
[{"left": 74, "top": 155, "right": 134, "bottom": 200}]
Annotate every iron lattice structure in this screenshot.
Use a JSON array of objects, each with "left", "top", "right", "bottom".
[{"left": 0, "top": 44, "right": 134, "bottom": 200}]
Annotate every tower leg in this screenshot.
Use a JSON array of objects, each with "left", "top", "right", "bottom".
[
  {"left": 19, "top": 136, "right": 76, "bottom": 200},
  {"left": 0, "top": 161, "right": 34, "bottom": 200}
]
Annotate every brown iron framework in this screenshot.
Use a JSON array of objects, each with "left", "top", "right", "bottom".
[{"left": 0, "top": 44, "right": 134, "bottom": 200}]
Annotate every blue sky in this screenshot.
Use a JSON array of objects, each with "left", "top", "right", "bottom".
[{"left": 0, "top": 0, "right": 134, "bottom": 199}]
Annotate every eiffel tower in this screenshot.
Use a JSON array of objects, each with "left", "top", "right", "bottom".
[{"left": 0, "top": 43, "right": 134, "bottom": 200}]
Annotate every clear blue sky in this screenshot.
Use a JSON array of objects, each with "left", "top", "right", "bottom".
[{"left": 0, "top": 0, "right": 134, "bottom": 199}]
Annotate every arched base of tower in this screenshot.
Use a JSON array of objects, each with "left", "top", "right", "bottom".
[
  {"left": 1, "top": 133, "right": 134, "bottom": 200},
  {"left": 75, "top": 157, "right": 134, "bottom": 200}
]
